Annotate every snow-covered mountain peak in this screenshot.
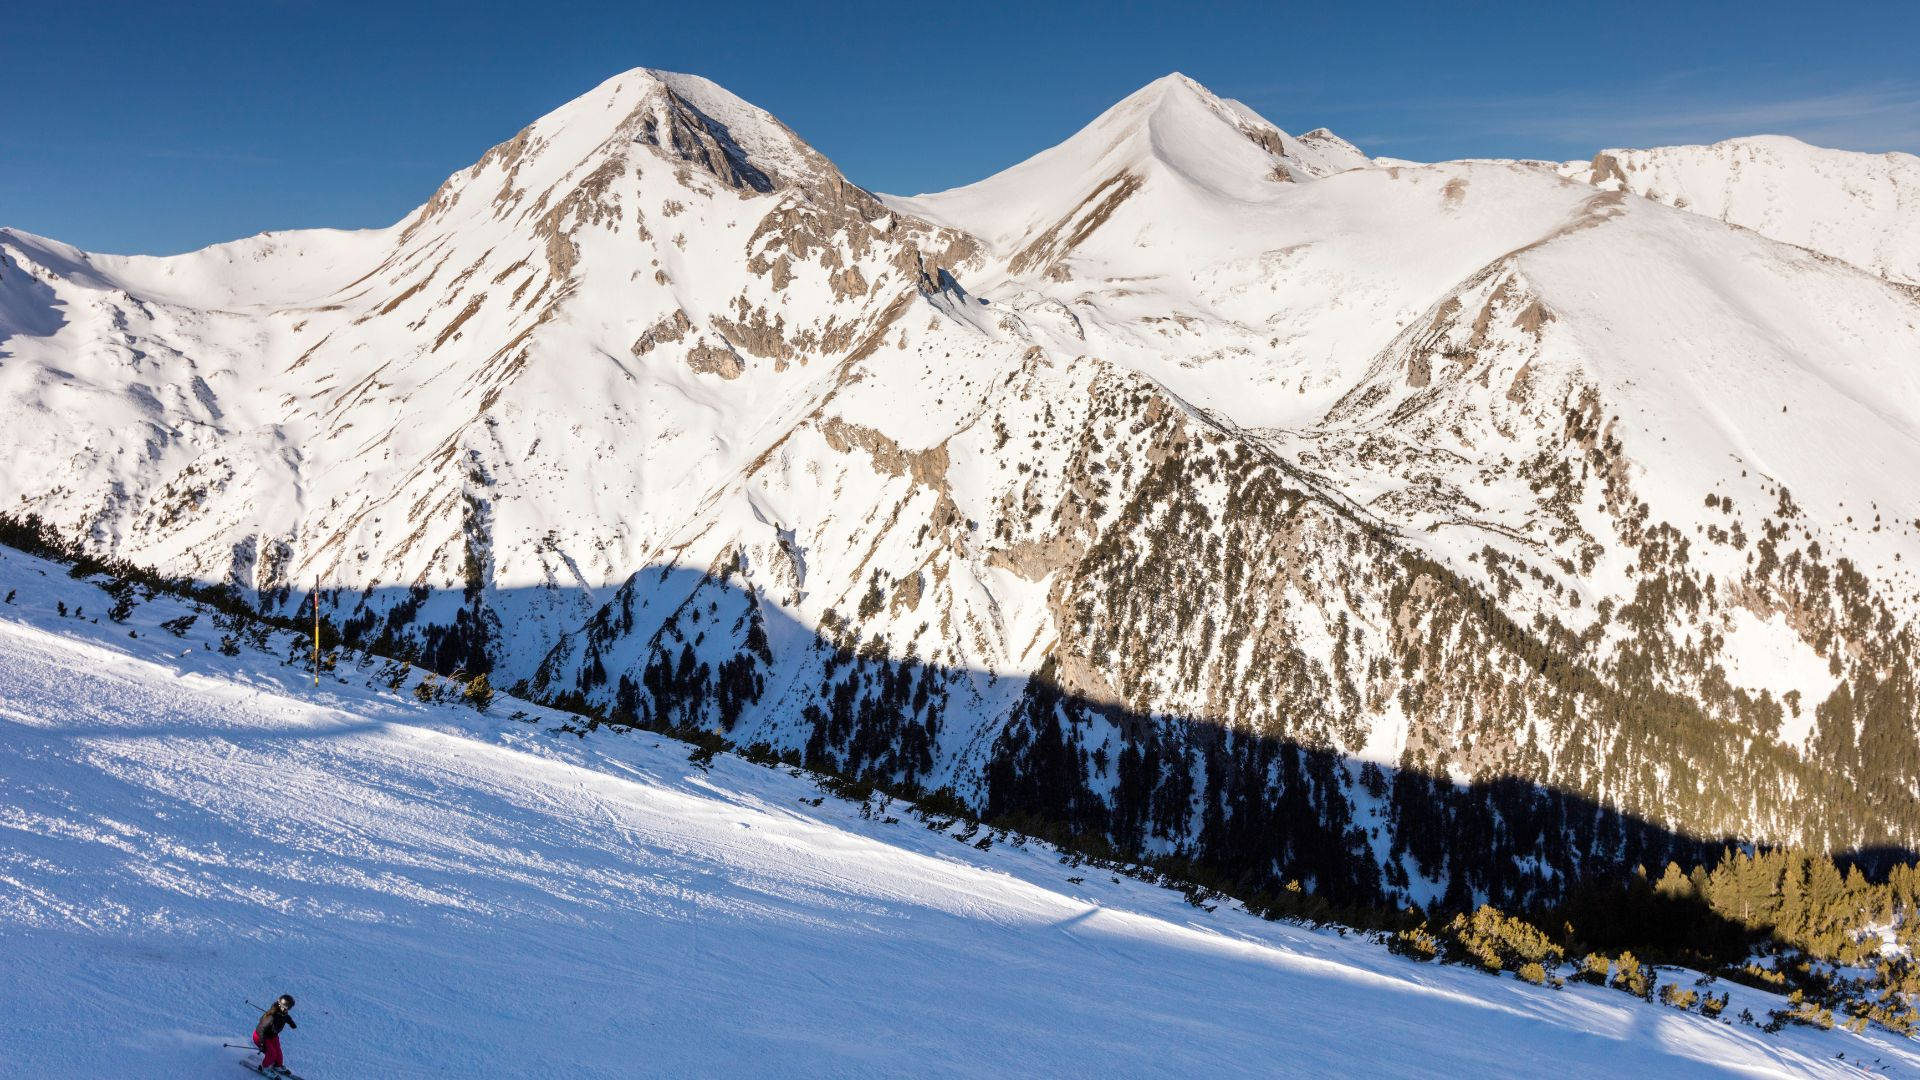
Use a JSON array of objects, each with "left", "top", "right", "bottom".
[
  {"left": 884, "top": 73, "right": 1361, "bottom": 263},
  {"left": 393, "top": 66, "right": 845, "bottom": 260},
  {"left": 0, "top": 68, "right": 861, "bottom": 315},
  {"left": 1294, "top": 126, "right": 1373, "bottom": 172},
  {"left": 1101, "top": 72, "right": 1363, "bottom": 184},
  {"left": 0, "top": 65, "right": 985, "bottom": 677},
  {"left": 1112, "top": 69, "right": 1214, "bottom": 105},
  {"left": 476, "top": 66, "right": 825, "bottom": 190},
  {"left": 1098, "top": 70, "right": 1262, "bottom": 133}
]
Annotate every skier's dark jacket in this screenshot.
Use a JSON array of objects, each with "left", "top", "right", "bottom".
[{"left": 255, "top": 1002, "right": 297, "bottom": 1041}]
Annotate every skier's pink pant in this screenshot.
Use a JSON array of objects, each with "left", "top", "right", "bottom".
[{"left": 253, "top": 1030, "right": 283, "bottom": 1069}]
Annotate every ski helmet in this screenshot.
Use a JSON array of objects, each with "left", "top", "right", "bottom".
[{"left": 277, "top": 994, "right": 295, "bottom": 1008}]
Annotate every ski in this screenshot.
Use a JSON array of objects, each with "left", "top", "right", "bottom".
[{"left": 239, "top": 1062, "right": 306, "bottom": 1080}]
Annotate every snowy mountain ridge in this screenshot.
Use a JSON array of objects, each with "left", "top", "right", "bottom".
[
  {"left": 4, "top": 68, "right": 1920, "bottom": 918},
  {"left": 1559, "top": 135, "right": 1920, "bottom": 286}
]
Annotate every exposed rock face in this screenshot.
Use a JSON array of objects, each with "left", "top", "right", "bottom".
[
  {"left": 631, "top": 309, "right": 691, "bottom": 356},
  {"left": 5, "top": 68, "right": 1920, "bottom": 914},
  {"left": 634, "top": 87, "right": 776, "bottom": 193},
  {"left": 686, "top": 339, "right": 746, "bottom": 379}
]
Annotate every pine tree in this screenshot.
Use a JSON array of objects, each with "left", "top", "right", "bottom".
[{"left": 463, "top": 672, "right": 494, "bottom": 711}]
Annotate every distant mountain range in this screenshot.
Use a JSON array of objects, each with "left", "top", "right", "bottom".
[{"left": 5, "top": 69, "right": 1919, "bottom": 909}]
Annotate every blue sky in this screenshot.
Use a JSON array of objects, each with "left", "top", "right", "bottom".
[{"left": 8, "top": 0, "right": 1918, "bottom": 255}]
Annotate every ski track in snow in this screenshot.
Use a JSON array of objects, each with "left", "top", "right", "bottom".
[{"left": 0, "top": 548, "right": 1914, "bottom": 1078}]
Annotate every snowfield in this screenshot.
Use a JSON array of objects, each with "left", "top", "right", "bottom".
[{"left": 0, "top": 547, "right": 1913, "bottom": 1079}]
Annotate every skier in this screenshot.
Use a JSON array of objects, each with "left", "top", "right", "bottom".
[{"left": 252, "top": 994, "right": 297, "bottom": 1076}]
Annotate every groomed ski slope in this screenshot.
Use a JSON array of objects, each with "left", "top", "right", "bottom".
[{"left": 0, "top": 548, "right": 1913, "bottom": 1079}]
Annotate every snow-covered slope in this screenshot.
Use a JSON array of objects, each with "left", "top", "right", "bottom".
[
  {"left": 1, "top": 546, "right": 1911, "bottom": 1079},
  {"left": 4, "top": 68, "right": 1920, "bottom": 918},
  {"left": 1560, "top": 136, "right": 1920, "bottom": 285}
]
